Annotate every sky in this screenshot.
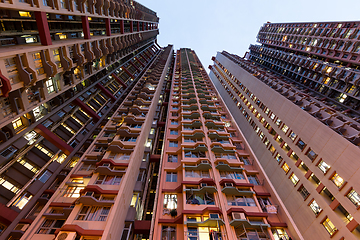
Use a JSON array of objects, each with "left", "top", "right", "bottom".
[{"left": 139, "top": 0, "right": 360, "bottom": 71}]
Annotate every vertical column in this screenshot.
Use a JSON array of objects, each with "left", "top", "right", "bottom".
[
  {"left": 35, "top": 11, "right": 52, "bottom": 46},
  {"left": 137, "top": 21, "right": 140, "bottom": 32},
  {"left": 105, "top": 18, "right": 111, "bottom": 36},
  {"left": 130, "top": 21, "right": 134, "bottom": 33},
  {"left": 120, "top": 20, "right": 124, "bottom": 34},
  {"left": 142, "top": 22, "right": 145, "bottom": 31},
  {"left": 81, "top": 16, "right": 91, "bottom": 39}
]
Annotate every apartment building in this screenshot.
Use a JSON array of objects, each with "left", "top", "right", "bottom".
[
  {"left": 0, "top": 1, "right": 160, "bottom": 239},
  {"left": 152, "top": 48, "right": 301, "bottom": 240},
  {"left": 209, "top": 21, "right": 360, "bottom": 240}
]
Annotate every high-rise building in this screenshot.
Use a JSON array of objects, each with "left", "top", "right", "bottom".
[
  {"left": 152, "top": 48, "right": 301, "bottom": 240},
  {"left": 209, "top": 21, "right": 360, "bottom": 240},
  {"left": 0, "top": 1, "right": 160, "bottom": 239}
]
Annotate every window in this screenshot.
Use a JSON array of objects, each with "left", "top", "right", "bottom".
[
  {"left": 296, "top": 139, "right": 306, "bottom": 150},
  {"left": 275, "top": 154, "right": 283, "bottom": 163},
  {"left": 80, "top": 163, "right": 96, "bottom": 171},
  {"left": 0, "top": 177, "right": 20, "bottom": 193},
  {"left": 170, "top": 120, "right": 178, "bottom": 125},
  {"left": 281, "top": 163, "right": 290, "bottom": 174},
  {"left": 272, "top": 229, "right": 289, "bottom": 240},
  {"left": 331, "top": 173, "right": 345, "bottom": 188},
  {"left": 185, "top": 170, "right": 210, "bottom": 178},
  {"left": 46, "top": 79, "right": 56, "bottom": 94},
  {"left": 166, "top": 172, "right": 177, "bottom": 182},
  {"left": 38, "top": 170, "right": 52, "bottom": 183},
  {"left": 281, "top": 124, "right": 289, "bottom": 133},
  {"left": 299, "top": 185, "right": 310, "bottom": 200},
  {"left": 347, "top": 189, "right": 360, "bottom": 207},
  {"left": 161, "top": 226, "right": 176, "bottom": 240},
  {"left": 170, "top": 130, "right": 178, "bottom": 135},
  {"left": 290, "top": 173, "right": 299, "bottom": 185},
  {"left": 13, "top": 193, "right": 32, "bottom": 209},
  {"left": 227, "top": 195, "right": 256, "bottom": 206},
  {"left": 219, "top": 171, "right": 244, "bottom": 179},
  {"left": 63, "top": 186, "right": 84, "bottom": 197},
  {"left": 95, "top": 175, "right": 122, "bottom": 185},
  {"left": 163, "top": 194, "right": 177, "bottom": 209},
  {"left": 187, "top": 228, "right": 198, "bottom": 240},
  {"left": 184, "top": 151, "right": 206, "bottom": 158},
  {"left": 76, "top": 206, "right": 111, "bottom": 221},
  {"left": 37, "top": 219, "right": 65, "bottom": 234},
  {"left": 12, "top": 117, "right": 23, "bottom": 130},
  {"left": 119, "top": 153, "right": 131, "bottom": 160},
  {"left": 168, "top": 155, "right": 178, "bottom": 163},
  {"left": 289, "top": 131, "right": 297, "bottom": 141},
  {"left": 306, "top": 149, "right": 317, "bottom": 161},
  {"left": 309, "top": 200, "right": 322, "bottom": 215},
  {"left": 33, "top": 52, "right": 44, "bottom": 75},
  {"left": 322, "top": 217, "right": 337, "bottom": 236},
  {"left": 241, "top": 157, "right": 251, "bottom": 165},
  {"left": 318, "top": 160, "right": 330, "bottom": 174},
  {"left": 169, "top": 141, "right": 178, "bottom": 147},
  {"left": 248, "top": 175, "right": 260, "bottom": 185},
  {"left": 171, "top": 112, "right": 178, "bottom": 116}
]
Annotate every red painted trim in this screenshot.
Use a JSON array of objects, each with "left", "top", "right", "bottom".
[
  {"left": 0, "top": 70, "right": 12, "bottom": 97},
  {"left": 226, "top": 207, "right": 268, "bottom": 217},
  {"left": 72, "top": 98, "right": 101, "bottom": 122},
  {"left": 96, "top": 159, "right": 129, "bottom": 167},
  {"left": 34, "top": 124, "right": 74, "bottom": 155},
  {"left": 105, "top": 18, "right": 111, "bottom": 36},
  {"left": 59, "top": 224, "right": 104, "bottom": 236},
  {"left": 49, "top": 202, "right": 73, "bottom": 207},
  {"left": 149, "top": 154, "right": 161, "bottom": 162},
  {"left": 162, "top": 185, "right": 182, "bottom": 193},
  {"left": 35, "top": 11, "right": 52, "bottom": 45},
  {"left": 143, "top": 51, "right": 151, "bottom": 59},
  {"left": 120, "top": 20, "right": 124, "bottom": 34},
  {"left": 136, "top": 21, "right": 140, "bottom": 32},
  {"left": 80, "top": 185, "right": 118, "bottom": 195},
  {"left": 130, "top": 21, "right": 134, "bottom": 33},
  {"left": 268, "top": 221, "right": 288, "bottom": 227},
  {"left": 96, "top": 83, "right": 116, "bottom": 101},
  {"left": 134, "top": 220, "right": 151, "bottom": 234},
  {"left": 122, "top": 67, "right": 135, "bottom": 79},
  {"left": 111, "top": 73, "right": 127, "bottom": 88},
  {"left": 158, "top": 214, "right": 183, "bottom": 224},
  {"left": 135, "top": 57, "right": 145, "bottom": 67},
  {"left": 182, "top": 206, "right": 222, "bottom": 215},
  {"left": 129, "top": 61, "right": 140, "bottom": 72},
  {"left": 0, "top": 203, "right": 19, "bottom": 225},
  {"left": 81, "top": 16, "right": 91, "bottom": 39}
]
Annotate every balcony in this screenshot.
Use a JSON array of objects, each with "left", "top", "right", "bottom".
[
  {"left": 184, "top": 161, "right": 212, "bottom": 171},
  {"left": 185, "top": 217, "right": 225, "bottom": 228},
  {"left": 76, "top": 193, "right": 114, "bottom": 206}
]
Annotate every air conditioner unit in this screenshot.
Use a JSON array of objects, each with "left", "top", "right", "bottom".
[
  {"left": 201, "top": 160, "right": 209, "bottom": 164},
  {"left": 200, "top": 183, "right": 207, "bottom": 188},
  {"left": 209, "top": 213, "right": 219, "bottom": 219},
  {"left": 55, "top": 232, "right": 77, "bottom": 240},
  {"left": 85, "top": 191, "right": 94, "bottom": 196},
  {"left": 225, "top": 182, "right": 233, "bottom": 187},
  {"left": 103, "top": 163, "right": 111, "bottom": 167},
  {"left": 218, "top": 161, "right": 225, "bottom": 165},
  {"left": 232, "top": 212, "right": 246, "bottom": 220}
]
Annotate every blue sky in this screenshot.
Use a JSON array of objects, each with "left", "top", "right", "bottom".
[{"left": 139, "top": 0, "right": 360, "bottom": 71}]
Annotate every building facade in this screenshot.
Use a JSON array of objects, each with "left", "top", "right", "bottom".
[
  {"left": 0, "top": 0, "right": 161, "bottom": 239},
  {"left": 152, "top": 48, "right": 301, "bottom": 240},
  {"left": 209, "top": 21, "right": 360, "bottom": 240}
]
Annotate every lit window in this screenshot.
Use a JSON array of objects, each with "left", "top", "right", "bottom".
[
  {"left": 347, "top": 189, "right": 360, "bottom": 207},
  {"left": 46, "top": 79, "right": 55, "bottom": 93},
  {"left": 63, "top": 186, "right": 84, "bottom": 198},
  {"left": 322, "top": 217, "right": 337, "bottom": 236},
  {"left": 275, "top": 154, "right": 283, "bottom": 163},
  {"left": 166, "top": 172, "right": 177, "bottom": 182},
  {"left": 309, "top": 200, "right": 322, "bottom": 215},
  {"left": 331, "top": 173, "right": 345, "bottom": 188},
  {"left": 281, "top": 163, "right": 290, "bottom": 174},
  {"left": 0, "top": 177, "right": 20, "bottom": 193},
  {"left": 12, "top": 117, "right": 23, "bottom": 130},
  {"left": 289, "top": 131, "right": 297, "bottom": 141},
  {"left": 272, "top": 229, "right": 289, "bottom": 240},
  {"left": 163, "top": 194, "right": 177, "bottom": 209},
  {"left": 318, "top": 160, "right": 330, "bottom": 174},
  {"left": 13, "top": 193, "right": 32, "bottom": 209},
  {"left": 281, "top": 124, "right": 289, "bottom": 133},
  {"left": 19, "top": 11, "right": 31, "bottom": 17},
  {"left": 290, "top": 173, "right": 299, "bottom": 185}
]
